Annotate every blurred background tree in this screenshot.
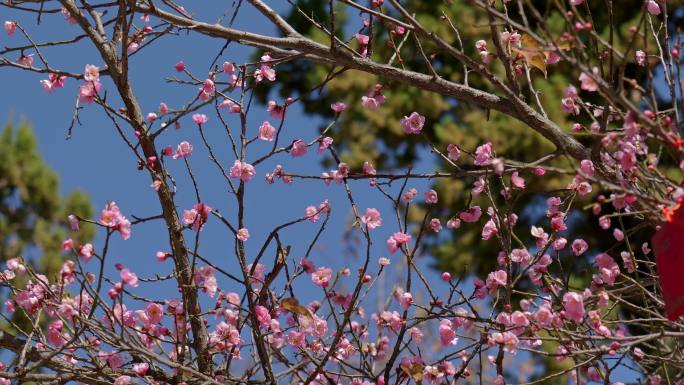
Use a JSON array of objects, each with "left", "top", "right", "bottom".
[
  {"left": 0, "top": 121, "right": 94, "bottom": 331},
  {"left": 256, "top": 0, "right": 682, "bottom": 380}
]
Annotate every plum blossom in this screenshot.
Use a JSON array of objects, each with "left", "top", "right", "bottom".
[
  {"left": 4, "top": 21, "right": 16, "bottom": 36},
  {"left": 446, "top": 144, "right": 461, "bottom": 160},
  {"left": 120, "top": 268, "right": 139, "bottom": 287},
  {"left": 40, "top": 73, "right": 67, "bottom": 93},
  {"left": 183, "top": 203, "right": 212, "bottom": 231},
  {"left": 579, "top": 67, "right": 600, "bottom": 92},
  {"left": 459, "top": 206, "right": 482, "bottom": 222},
  {"left": 237, "top": 228, "right": 250, "bottom": 242},
  {"left": 194, "top": 265, "right": 218, "bottom": 297},
  {"left": 361, "top": 84, "right": 386, "bottom": 109},
  {"left": 387, "top": 232, "right": 411, "bottom": 254},
  {"left": 636, "top": 50, "right": 647, "bottom": 66},
  {"left": 258, "top": 121, "right": 276, "bottom": 141},
  {"left": 595, "top": 253, "right": 620, "bottom": 285},
  {"left": 78, "top": 80, "right": 101, "bottom": 104},
  {"left": 318, "top": 137, "right": 333, "bottom": 154},
  {"left": 511, "top": 171, "right": 525, "bottom": 189},
  {"left": 563, "top": 292, "right": 585, "bottom": 322},
  {"left": 400, "top": 112, "right": 425, "bottom": 134},
  {"left": 424, "top": 189, "right": 438, "bottom": 204},
  {"left": 99, "top": 202, "right": 131, "bottom": 240},
  {"left": 192, "top": 113, "right": 208, "bottom": 125},
  {"left": 291, "top": 139, "right": 307, "bottom": 157},
  {"left": 305, "top": 201, "right": 330, "bottom": 223},
  {"left": 430, "top": 218, "right": 442, "bottom": 233},
  {"left": 255, "top": 54, "right": 276, "bottom": 82},
  {"left": 312, "top": 267, "right": 332, "bottom": 287},
  {"left": 474, "top": 142, "right": 493, "bottom": 166},
  {"left": 230, "top": 160, "right": 256, "bottom": 182},
  {"left": 361, "top": 208, "right": 382, "bottom": 229},
  {"left": 646, "top": 0, "right": 661, "bottom": 15},
  {"left": 172, "top": 141, "right": 193, "bottom": 159},
  {"left": 439, "top": 319, "right": 458, "bottom": 346},
  {"left": 571, "top": 239, "right": 589, "bottom": 256},
  {"left": 331, "top": 102, "right": 347, "bottom": 113}
]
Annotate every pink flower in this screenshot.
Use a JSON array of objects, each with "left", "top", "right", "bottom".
[
  {"left": 361, "top": 84, "right": 386, "bottom": 109},
  {"left": 550, "top": 215, "right": 567, "bottom": 232},
  {"left": 84, "top": 64, "right": 100, "bottom": 82},
  {"left": 595, "top": 253, "right": 620, "bottom": 285},
  {"left": 291, "top": 139, "right": 307, "bottom": 157},
  {"left": 114, "top": 375, "right": 132, "bottom": 385},
  {"left": 159, "top": 102, "right": 169, "bottom": 115},
  {"left": 318, "top": 137, "right": 333, "bottom": 154},
  {"left": 579, "top": 68, "right": 599, "bottom": 92},
  {"left": 571, "top": 239, "right": 588, "bottom": 256},
  {"left": 636, "top": 50, "right": 647, "bottom": 66},
  {"left": 120, "top": 268, "right": 139, "bottom": 287},
  {"left": 172, "top": 141, "right": 193, "bottom": 159},
  {"left": 459, "top": 206, "right": 482, "bottom": 223},
  {"left": 4, "top": 21, "right": 16, "bottom": 36},
  {"left": 133, "top": 362, "right": 149, "bottom": 376},
  {"left": 361, "top": 208, "right": 382, "bottom": 229},
  {"left": 446, "top": 217, "right": 461, "bottom": 229},
  {"left": 237, "top": 228, "right": 250, "bottom": 242},
  {"left": 78, "top": 80, "right": 101, "bottom": 104},
  {"left": 255, "top": 55, "right": 276, "bottom": 82},
  {"left": 305, "top": 200, "right": 330, "bottom": 223},
  {"left": 481, "top": 219, "right": 498, "bottom": 240},
  {"left": 571, "top": 0, "right": 584, "bottom": 4},
  {"left": 430, "top": 218, "right": 442, "bottom": 233},
  {"left": 646, "top": 0, "right": 661, "bottom": 15},
  {"left": 40, "top": 73, "right": 67, "bottom": 93},
  {"left": 68, "top": 214, "right": 80, "bottom": 231},
  {"left": 447, "top": 144, "right": 461, "bottom": 160},
  {"left": 424, "top": 189, "right": 438, "bottom": 204},
  {"left": 486, "top": 270, "right": 507, "bottom": 292},
  {"left": 192, "top": 113, "right": 208, "bottom": 125},
  {"left": 563, "top": 292, "right": 585, "bottom": 322},
  {"left": 387, "top": 232, "right": 411, "bottom": 254},
  {"left": 402, "top": 188, "right": 418, "bottom": 202},
  {"left": 355, "top": 33, "right": 370, "bottom": 45},
  {"left": 194, "top": 265, "right": 218, "bottom": 297},
  {"left": 183, "top": 203, "right": 212, "bottom": 231},
  {"left": 439, "top": 319, "right": 458, "bottom": 345},
  {"left": 258, "top": 121, "right": 276, "bottom": 141},
  {"left": 145, "top": 303, "right": 163, "bottom": 324},
  {"left": 400, "top": 112, "right": 426, "bottom": 134},
  {"left": 580, "top": 159, "right": 595, "bottom": 177},
  {"left": 511, "top": 171, "right": 525, "bottom": 189},
  {"left": 331, "top": 102, "right": 347, "bottom": 113},
  {"left": 230, "top": 160, "right": 256, "bottom": 182},
  {"left": 312, "top": 267, "right": 332, "bottom": 287},
  {"left": 79, "top": 243, "right": 94, "bottom": 261},
  {"left": 613, "top": 228, "right": 624, "bottom": 241},
  {"left": 98, "top": 202, "right": 131, "bottom": 240},
  {"left": 474, "top": 142, "right": 493, "bottom": 166},
  {"left": 201, "top": 78, "right": 215, "bottom": 96},
  {"left": 175, "top": 60, "right": 186, "bottom": 72},
  {"left": 398, "top": 292, "right": 413, "bottom": 309},
  {"left": 267, "top": 100, "right": 285, "bottom": 119}
]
